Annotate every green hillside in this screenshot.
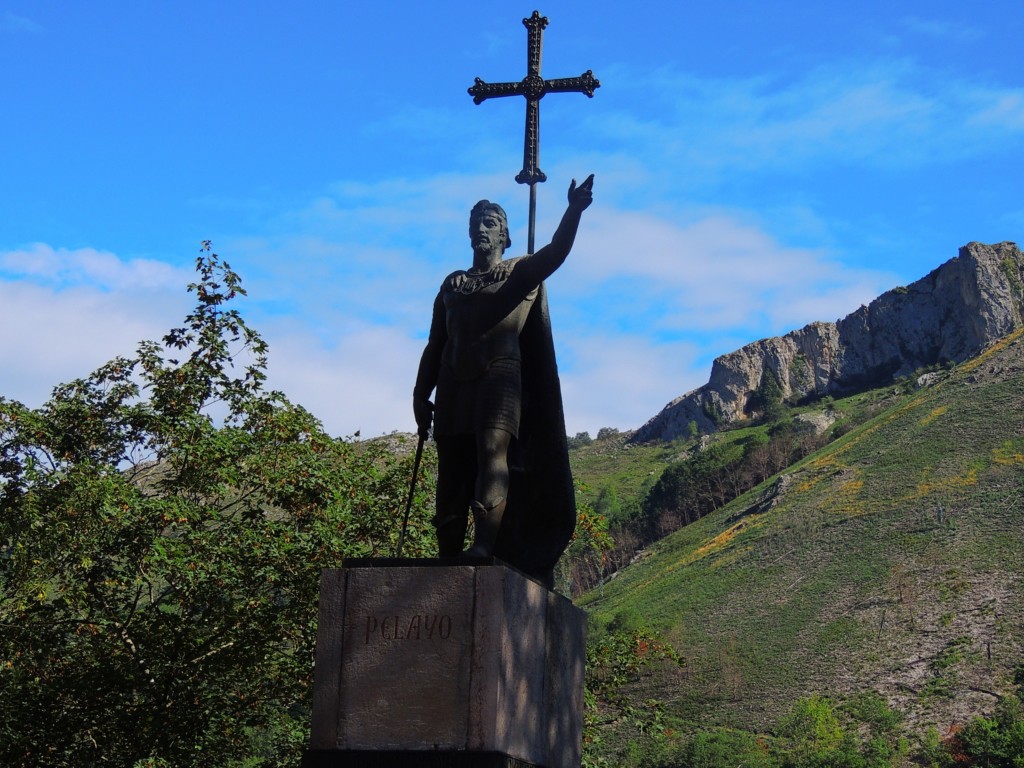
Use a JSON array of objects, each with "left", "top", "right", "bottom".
[{"left": 578, "top": 329, "right": 1024, "bottom": 759}]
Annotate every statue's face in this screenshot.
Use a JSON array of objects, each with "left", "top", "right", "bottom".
[{"left": 470, "top": 210, "right": 507, "bottom": 254}]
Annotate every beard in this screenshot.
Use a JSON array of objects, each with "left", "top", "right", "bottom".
[{"left": 472, "top": 234, "right": 504, "bottom": 259}]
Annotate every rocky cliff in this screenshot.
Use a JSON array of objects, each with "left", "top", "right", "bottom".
[{"left": 633, "top": 241, "right": 1024, "bottom": 443}]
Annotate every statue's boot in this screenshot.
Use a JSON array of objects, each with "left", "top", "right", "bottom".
[
  {"left": 462, "top": 498, "right": 506, "bottom": 558},
  {"left": 433, "top": 512, "right": 468, "bottom": 558}
]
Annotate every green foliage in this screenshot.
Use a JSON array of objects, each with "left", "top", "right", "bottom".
[
  {"left": 702, "top": 398, "right": 725, "bottom": 427},
  {"left": 601, "top": 695, "right": 907, "bottom": 768},
  {"left": 569, "top": 438, "right": 669, "bottom": 513},
  {"left": 581, "top": 328, "right": 1024, "bottom": 754},
  {"left": 583, "top": 627, "right": 685, "bottom": 768},
  {"left": 751, "top": 368, "right": 786, "bottom": 423},
  {"left": 681, "top": 728, "right": 781, "bottom": 768},
  {"left": 788, "top": 353, "right": 812, "bottom": 398},
  {"left": 0, "top": 246, "right": 435, "bottom": 767},
  {"left": 638, "top": 428, "right": 823, "bottom": 540},
  {"left": 918, "top": 688, "right": 1024, "bottom": 767},
  {"left": 955, "top": 694, "right": 1024, "bottom": 767},
  {"left": 773, "top": 694, "right": 908, "bottom": 768},
  {"left": 569, "top": 431, "right": 595, "bottom": 449},
  {"left": 557, "top": 497, "right": 615, "bottom": 596},
  {"left": 595, "top": 484, "right": 623, "bottom": 520},
  {"left": 641, "top": 441, "right": 736, "bottom": 531},
  {"left": 841, "top": 691, "right": 903, "bottom": 735},
  {"left": 1001, "top": 257, "right": 1024, "bottom": 298},
  {"left": 918, "top": 726, "right": 953, "bottom": 768},
  {"left": 778, "top": 694, "right": 844, "bottom": 763}
]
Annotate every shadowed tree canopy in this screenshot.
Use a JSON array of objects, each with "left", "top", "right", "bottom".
[{"left": 0, "top": 245, "right": 436, "bottom": 767}]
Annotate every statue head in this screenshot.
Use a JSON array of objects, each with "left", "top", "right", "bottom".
[{"left": 469, "top": 200, "right": 512, "bottom": 252}]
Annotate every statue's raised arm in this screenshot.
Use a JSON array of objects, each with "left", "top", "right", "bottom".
[{"left": 514, "top": 174, "right": 595, "bottom": 290}]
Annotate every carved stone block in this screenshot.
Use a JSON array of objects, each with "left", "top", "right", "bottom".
[{"left": 304, "top": 560, "right": 586, "bottom": 768}]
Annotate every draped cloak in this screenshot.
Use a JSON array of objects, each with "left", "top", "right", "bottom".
[
  {"left": 421, "top": 262, "right": 576, "bottom": 585},
  {"left": 491, "top": 281, "right": 576, "bottom": 584}
]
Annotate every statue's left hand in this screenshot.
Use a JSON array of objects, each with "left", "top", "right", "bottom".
[
  {"left": 567, "top": 174, "right": 595, "bottom": 211},
  {"left": 413, "top": 396, "right": 434, "bottom": 440}
]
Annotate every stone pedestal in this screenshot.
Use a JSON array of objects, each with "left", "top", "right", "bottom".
[{"left": 302, "top": 559, "right": 586, "bottom": 768}]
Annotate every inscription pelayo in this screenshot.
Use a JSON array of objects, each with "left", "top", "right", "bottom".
[{"left": 363, "top": 614, "right": 453, "bottom": 644}]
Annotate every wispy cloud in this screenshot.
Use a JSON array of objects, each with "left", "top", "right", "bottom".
[
  {"left": 215, "top": 177, "right": 901, "bottom": 435},
  {"left": 1, "top": 11, "right": 41, "bottom": 34},
  {"left": 0, "top": 244, "right": 190, "bottom": 291},
  {"left": 259, "top": 322, "right": 425, "bottom": 439},
  {"left": 0, "top": 251, "right": 192, "bottom": 406},
  {"left": 557, "top": 334, "right": 704, "bottom": 435},
  {"left": 900, "top": 16, "right": 983, "bottom": 44},
  {"left": 968, "top": 90, "right": 1024, "bottom": 130},
  {"left": 595, "top": 60, "right": 1024, "bottom": 182},
  {"left": 555, "top": 207, "right": 897, "bottom": 335}
]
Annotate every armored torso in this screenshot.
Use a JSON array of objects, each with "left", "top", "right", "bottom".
[{"left": 440, "top": 256, "right": 538, "bottom": 380}]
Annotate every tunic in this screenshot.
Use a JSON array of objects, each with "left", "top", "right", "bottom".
[{"left": 429, "top": 256, "right": 538, "bottom": 438}]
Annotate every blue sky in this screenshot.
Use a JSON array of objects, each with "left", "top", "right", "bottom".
[{"left": 2, "top": 1, "right": 1022, "bottom": 438}]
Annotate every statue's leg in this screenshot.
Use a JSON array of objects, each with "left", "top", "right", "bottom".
[
  {"left": 434, "top": 435, "right": 474, "bottom": 557},
  {"left": 463, "top": 427, "right": 511, "bottom": 558}
]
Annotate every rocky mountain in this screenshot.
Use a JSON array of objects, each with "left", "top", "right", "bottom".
[
  {"left": 634, "top": 241, "right": 1024, "bottom": 443},
  {"left": 581, "top": 322, "right": 1024, "bottom": 760}
]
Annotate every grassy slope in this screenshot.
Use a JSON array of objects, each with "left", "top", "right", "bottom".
[
  {"left": 570, "top": 434, "right": 678, "bottom": 519},
  {"left": 578, "top": 329, "right": 1024, "bottom": 738},
  {"left": 570, "top": 378, "right": 911, "bottom": 516}
]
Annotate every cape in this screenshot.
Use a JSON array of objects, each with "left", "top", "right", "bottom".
[{"left": 493, "top": 281, "right": 577, "bottom": 585}]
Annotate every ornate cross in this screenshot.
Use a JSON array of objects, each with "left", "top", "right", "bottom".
[{"left": 468, "top": 10, "right": 600, "bottom": 253}]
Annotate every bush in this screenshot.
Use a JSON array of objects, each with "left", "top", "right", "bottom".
[
  {"left": 683, "top": 728, "right": 781, "bottom": 768},
  {"left": 0, "top": 247, "right": 436, "bottom": 767},
  {"left": 956, "top": 694, "right": 1024, "bottom": 767},
  {"left": 568, "top": 431, "right": 594, "bottom": 449}
]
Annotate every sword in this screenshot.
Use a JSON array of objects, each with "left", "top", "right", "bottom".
[{"left": 395, "top": 432, "right": 426, "bottom": 558}]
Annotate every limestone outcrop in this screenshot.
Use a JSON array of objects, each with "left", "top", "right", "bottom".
[{"left": 633, "top": 241, "right": 1024, "bottom": 443}]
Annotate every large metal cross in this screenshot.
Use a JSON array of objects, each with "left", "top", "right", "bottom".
[{"left": 468, "top": 10, "right": 600, "bottom": 253}]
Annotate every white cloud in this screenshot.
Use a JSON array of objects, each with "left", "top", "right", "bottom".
[
  {"left": 557, "top": 334, "right": 705, "bottom": 436},
  {"left": 217, "top": 177, "right": 902, "bottom": 435},
  {"left": 0, "top": 272, "right": 190, "bottom": 407},
  {"left": 556, "top": 207, "right": 897, "bottom": 337},
  {"left": 0, "top": 189, "right": 906, "bottom": 439},
  {"left": 595, "top": 61, "right": 1024, "bottom": 177},
  {"left": 1, "top": 243, "right": 189, "bottom": 291},
  {"left": 258, "top": 296, "right": 708, "bottom": 440},
  {"left": 968, "top": 91, "right": 1024, "bottom": 130},
  {"left": 0, "top": 245, "right": 200, "bottom": 408},
  {"left": 260, "top": 322, "right": 424, "bottom": 439}
]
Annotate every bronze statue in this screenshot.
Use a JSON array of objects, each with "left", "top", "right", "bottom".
[{"left": 414, "top": 174, "right": 594, "bottom": 584}]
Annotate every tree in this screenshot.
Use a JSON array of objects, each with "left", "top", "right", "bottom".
[
  {"left": 0, "top": 245, "right": 435, "bottom": 767},
  {"left": 568, "top": 431, "right": 593, "bottom": 449},
  {"left": 595, "top": 484, "right": 622, "bottom": 521},
  {"left": 752, "top": 368, "right": 786, "bottom": 423},
  {"left": 954, "top": 694, "right": 1024, "bottom": 767}
]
